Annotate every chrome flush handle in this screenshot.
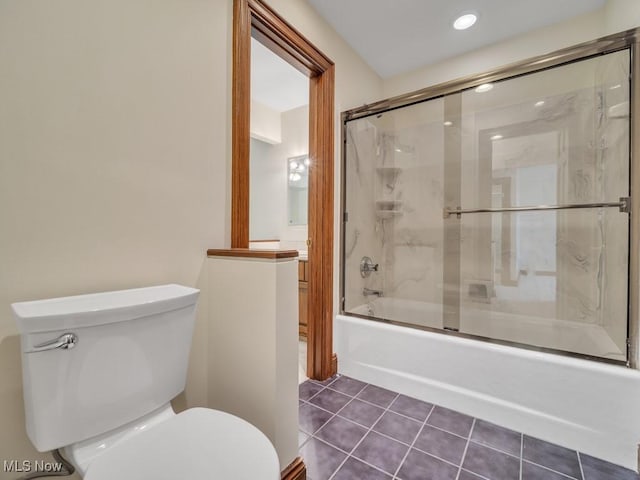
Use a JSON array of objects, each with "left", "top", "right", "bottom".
[{"left": 29, "top": 333, "right": 78, "bottom": 353}]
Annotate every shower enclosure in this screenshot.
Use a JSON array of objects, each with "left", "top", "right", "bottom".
[{"left": 341, "top": 32, "right": 638, "bottom": 365}]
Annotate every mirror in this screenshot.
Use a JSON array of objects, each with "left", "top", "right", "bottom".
[{"left": 287, "top": 154, "right": 309, "bottom": 226}]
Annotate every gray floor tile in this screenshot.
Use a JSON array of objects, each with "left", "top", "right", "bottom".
[
  {"left": 389, "top": 394, "right": 433, "bottom": 422},
  {"left": 309, "top": 387, "right": 352, "bottom": 413},
  {"left": 298, "top": 377, "right": 635, "bottom": 480},
  {"left": 580, "top": 452, "right": 640, "bottom": 480},
  {"left": 427, "top": 406, "right": 474, "bottom": 437},
  {"left": 299, "top": 402, "right": 333, "bottom": 435},
  {"left": 471, "top": 419, "right": 522, "bottom": 456},
  {"left": 458, "top": 470, "right": 486, "bottom": 480},
  {"left": 332, "top": 456, "right": 392, "bottom": 480},
  {"left": 338, "top": 398, "right": 385, "bottom": 428},
  {"left": 352, "top": 430, "right": 409, "bottom": 475},
  {"left": 522, "top": 460, "right": 576, "bottom": 480},
  {"left": 356, "top": 384, "right": 397, "bottom": 408},
  {"left": 300, "top": 437, "right": 346, "bottom": 480},
  {"left": 413, "top": 425, "right": 468, "bottom": 466},
  {"left": 462, "top": 442, "right": 520, "bottom": 480},
  {"left": 315, "top": 416, "right": 368, "bottom": 453},
  {"left": 396, "top": 448, "right": 459, "bottom": 480},
  {"left": 329, "top": 376, "right": 368, "bottom": 397},
  {"left": 372, "top": 410, "right": 422, "bottom": 445},
  {"left": 523, "top": 436, "right": 581, "bottom": 479},
  {"left": 299, "top": 380, "right": 324, "bottom": 401}
]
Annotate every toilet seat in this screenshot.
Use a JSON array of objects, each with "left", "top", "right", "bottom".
[{"left": 84, "top": 408, "right": 280, "bottom": 480}]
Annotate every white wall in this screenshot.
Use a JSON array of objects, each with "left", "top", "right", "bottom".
[
  {"left": 0, "top": 0, "right": 382, "bottom": 472},
  {"left": 207, "top": 255, "right": 298, "bottom": 468},
  {"left": 383, "top": 1, "right": 640, "bottom": 99},
  {"left": 251, "top": 100, "right": 282, "bottom": 144},
  {"left": 250, "top": 137, "right": 283, "bottom": 239},
  {"left": 250, "top": 106, "right": 309, "bottom": 243},
  {"left": 0, "top": 0, "right": 229, "bottom": 472}
]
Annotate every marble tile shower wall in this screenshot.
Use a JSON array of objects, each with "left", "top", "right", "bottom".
[
  {"left": 344, "top": 103, "right": 445, "bottom": 312},
  {"left": 344, "top": 121, "right": 384, "bottom": 312}
]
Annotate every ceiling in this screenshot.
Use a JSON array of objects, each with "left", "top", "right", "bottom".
[
  {"left": 307, "top": 0, "right": 607, "bottom": 78},
  {"left": 251, "top": 38, "right": 309, "bottom": 112}
]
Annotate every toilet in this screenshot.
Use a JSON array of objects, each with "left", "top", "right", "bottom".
[{"left": 12, "top": 284, "right": 280, "bottom": 480}]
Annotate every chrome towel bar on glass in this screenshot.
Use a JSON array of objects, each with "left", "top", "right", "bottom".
[{"left": 443, "top": 196, "right": 630, "bottom": 219}]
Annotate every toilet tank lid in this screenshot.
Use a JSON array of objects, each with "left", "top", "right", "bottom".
[{"left": 12, "top": 284, "right": 199, "bottom": 334}]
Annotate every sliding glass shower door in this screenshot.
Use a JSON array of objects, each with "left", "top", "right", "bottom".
[{"left": 342, "top": 47, "right": 631, "bottom": 363}]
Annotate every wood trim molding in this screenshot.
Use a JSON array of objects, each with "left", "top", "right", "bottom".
[
  {"left": 281, "top": 456, "right": 306, "bottom": 480},
  {"left": 232, "top": 0, "right": 336, "bottom": 381},
  {"left": 249, "top": 238, "right": 280, "bottom": 243},
  {"left": 231, "top": 0, "right": 251, "bottom": 249},
  {"left": 307, "top": 64, "right": 336, "bottom": 379},
  {"left": 207, "top": 248, "right": 299, "bottom": 259},
  {"left": 248, "top": 0, "right": 332, "bottom": 75}
]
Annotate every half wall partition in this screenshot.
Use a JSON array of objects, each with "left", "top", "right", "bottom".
[{"left": 341, "top": 30, "right": 638, "bottom": 365}]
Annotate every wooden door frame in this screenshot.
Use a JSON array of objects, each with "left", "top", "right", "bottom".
[{"left": 232, "top": 0, "right": 336, "bottom": 381}]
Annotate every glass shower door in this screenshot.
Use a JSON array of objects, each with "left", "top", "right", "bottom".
[
  {"left": 448, "top": 49, "right": 630, "bottom": 361},
  {"left": 341, "top": 46, "right": 631, "bottom": 363}
]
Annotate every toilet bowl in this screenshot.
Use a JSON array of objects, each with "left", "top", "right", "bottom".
[{"left": 13, "top": 284, "right": 279, "bottom": 480}]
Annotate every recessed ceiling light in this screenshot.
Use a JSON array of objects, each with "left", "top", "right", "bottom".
[
  {"left": 444, "top": 121, "right": 453, "bottom": 126},
  {"left": 490, "top": 134, "right": 503, "bottom": 141},
  {"left": 535, "top": 100, "right": 545, "bottom": 107},
  {"left": 453, "top": 13, "right": 477, "bottom": 30},
  {"left": 475, "top": 83, "right": 493, "bottom": 93}
]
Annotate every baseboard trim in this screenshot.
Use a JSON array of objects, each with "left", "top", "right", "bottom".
[
  {"left": 281, "top": 456, "right": 306, "bottom": 480},
  {"left": 331, "top": 353, "right": 338, "bottom": 376}
]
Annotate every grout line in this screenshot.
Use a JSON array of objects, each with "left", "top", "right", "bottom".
[
  {"left": 577, "top": 452, "right": 586, "bottom": 480},
  {"left": 392, "top": 403, "right": 435, "bottom": 479},
  {"left": 455, "top": 418, "right": 476, "bottom": 480},
  {"left": 327, "top": 392, "right": 401, "bottom": 480},
  {"left": 519, "top": 432, "right": 523, "bottom": 480},
  {"left": 521, "top": 459, "right": 582, "bottom": 480}
]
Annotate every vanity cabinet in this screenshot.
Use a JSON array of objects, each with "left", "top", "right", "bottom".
[{"left": 298, "top": 260, "right": 308, "bottom": 337}]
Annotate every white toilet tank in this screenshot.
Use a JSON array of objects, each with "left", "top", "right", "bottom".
[{"left": 12, "top": 284, "right": 199, "bottom": 452}]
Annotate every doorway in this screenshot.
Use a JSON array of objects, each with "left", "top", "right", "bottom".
[{"left": 232, "top": 0, "right": 336, "bottom": 380}]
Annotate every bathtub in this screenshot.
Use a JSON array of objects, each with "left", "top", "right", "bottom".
[{"left": 335, "top": 301, "right": 640, "bottom": 470}]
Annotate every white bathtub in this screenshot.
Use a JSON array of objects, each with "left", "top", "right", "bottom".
[{"left": 335, "top": 306, "right": 640, "bottom": 470}]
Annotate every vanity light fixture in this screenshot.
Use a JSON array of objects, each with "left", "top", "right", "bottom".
[
  {"left": 474, "top": 83, "right": 493, "bottom": 93},
  {"left": 535, "top": 100, "right": 545, "bottom": 107},
  {"left": 304, "top": 158, "right": 310, "bottom": 166},
  {"left": 453, "top": 13, "right": 477, "bottom": 30},
  {"left": 444, "top": 121, "right": 453, "bottom": 126},
  {"left": 610, "top": 84, "right": 622, "bottom": 90},
  {"left": 289, "top": 161, "right": 298, "bottom": 170},
  {"left": 490, "top": 134, "right": 503, "bottom": 141}
]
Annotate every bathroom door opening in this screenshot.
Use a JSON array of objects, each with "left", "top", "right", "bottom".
[{"left": 232, "top": 0, "right": 336, "bottom": 380}]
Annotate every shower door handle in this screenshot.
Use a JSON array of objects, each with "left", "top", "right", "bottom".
[{"left": 444, "top": 197, "right": 630, "bottom": 218}]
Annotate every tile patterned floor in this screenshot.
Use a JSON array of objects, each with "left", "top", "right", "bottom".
[{"left": 298, "top": 375, "right": 640, "bottom": 480}]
